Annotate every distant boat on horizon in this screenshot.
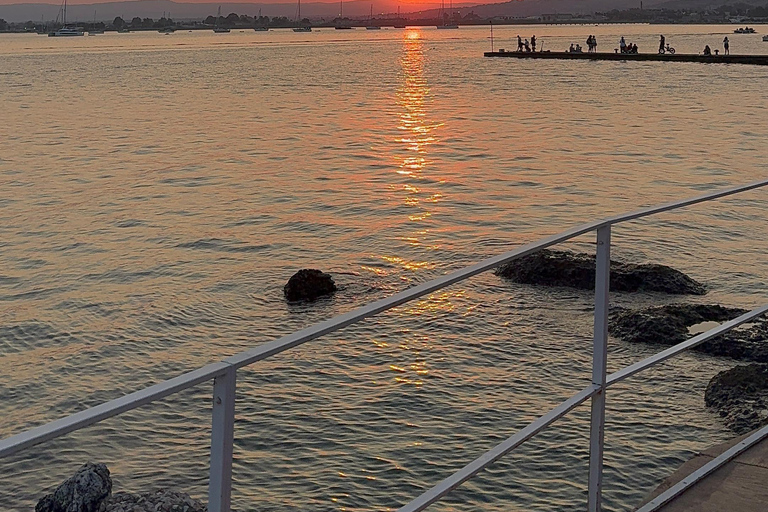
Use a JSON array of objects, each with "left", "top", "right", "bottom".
[
  {"left": 48, "top": 0, "right": 84, "bottom": 36},
  {"left": 335, "top": 0, "right": 352, "bottom": 29},
  {"left": 293, "top": 0, "right": 311, "bottom": 32},
  {"left": 366, "top": 4, "right": 380, "bottom": 30},
  {"left": 436, "top": 0, "right": 458, "bottom": 29},
  {"left": 213, "top": 6, "right": 230, "bottom": 33}
]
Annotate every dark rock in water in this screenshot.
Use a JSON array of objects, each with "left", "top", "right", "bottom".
[
  {"left": 609, "top": 304, "right": 768, "bottom": 362},
  {"left": 494, "top": 249, "right": 706, "bottom": 295},
  {"left": 284, "top": 269, "right": 337, "bottom": 301},
  {"left": 705, "top": 363, "right": 768, "bottom": 434},
  {"left": 100, "top": 490, "right": 206, "bottom": 512},
  {"left": 36, "top": 462, "right": 112, "bottom": 512}
]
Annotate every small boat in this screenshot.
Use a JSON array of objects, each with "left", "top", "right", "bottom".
[
  {"left": 254, "top": 26, "right": 269, "bottom": 31},
  {"left": 366, "top": 5, "right": 380, "bottom": 30},
  {"left": 734, "top": 27, "right": 756, "bottom": 34},
  {"left": 158, "top": 27, "right": 175, "bottom": 33},
  {"left": 88, "top": 11, "right": 103, "bottom": 35},
  {"left": 213, "top": 6, "right": 230, "bottom": 32},
  {"left": 763, "top": 35, "right": 768, "bottom": 41},
  {"left": 48, "top": 0, "right": 83, "bottom": 36},
  {"left": 436, "top": 0, "right": 458, "bottom": 29},
  {"left": 335, "top": 0, "right": 352, "bottom": 29},
  {"left": 293, "top": 0, "right": 312, "bottom": 32},
  {"left": 49, "top": 26, "right": 83, "bottom": 36}
]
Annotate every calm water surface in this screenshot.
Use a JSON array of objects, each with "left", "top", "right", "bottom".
[{"left": 1, "top": 24, "right": 767, "bottom": 511}]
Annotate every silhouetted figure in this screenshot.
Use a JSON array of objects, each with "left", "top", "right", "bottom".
[
  {"left": 659, "top": 35, "right": 665, "bottom": 54},
  {"left": 569, "top": 43, "right": 575, "bottom": 53},
  {"left": 587, "top": 35, "right": 593, "bottom": 52},
  {"left": 703, "top": 44, "right": 712, "bottom": 56},
  {"left": 723, "top": 36, "right": 730, "bottom": 55},
  {"left": 524, "top": 39, "right": 530, "bottom": 52},
  {"left": 619, "top": 36, "right": 626, "bottom": 53},
  {"left": 517, "top": 35, "right": 523, "bottom": 52},
  {"left": 632, "top": 43, "right": 638, "bottom": 54},
  {"left": 531, "top": 35, "right": 536, "bottom": 52}
]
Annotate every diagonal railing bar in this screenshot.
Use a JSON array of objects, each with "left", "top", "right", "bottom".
[
  {"left": 396, "top": 385, "right": 600, "bottom": 512},
  {"left": 0, "top": 179, "right": 766, "bottom": 512},
  {"left": 607, "top": 304, "right": 768, "bottom": 387},
  {"left": 0, "top": 362, "right": 231, "bottom": 459}
]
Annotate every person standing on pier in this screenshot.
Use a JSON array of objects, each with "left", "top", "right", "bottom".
[
  {"left": 659, "top": 35, "right": 665, "bottom": 54},
  {"left": 723, "top": 36, "right": 730, "bottom": 55},
  {"left": 619, "top": 36, "right": 626, "bottom": 53},
  {"left": 517, "top": 35, "right": 523, "bottom": 52},
  {"left": 531, "top": 35, "right": 537, "bottom": 52},
  {"left": 524, "top": 39, "right": 531, "bottom": 52}
]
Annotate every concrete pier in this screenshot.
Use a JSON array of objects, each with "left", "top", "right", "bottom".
[
  {"left": 484, "top": 51, "right": 768, "bottom": 66},
  {"left": 636, "top": 429, "right": 768, "bottom": 511}
]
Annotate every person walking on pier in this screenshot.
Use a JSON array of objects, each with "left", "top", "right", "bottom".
[
  {"left": 517, "top": 35, "right": 523, "bottom": 52},
  {"left": 723, "top": 36, "right": 730, "bottom": 55},
  {"left": 659, "top": 34, "right": 665, "bottom": 54},
  {"left": 531, "top": 35, "right": 537, "bottom": 52}
]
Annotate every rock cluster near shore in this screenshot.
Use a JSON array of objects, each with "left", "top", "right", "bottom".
[
  {"left": 609, "top": 304, "right": 768, "bottom": 362},
  {"left": 494, "top": 249, "right": 706, "bottom": 295},
  {"left": 36, "top": 463, "right": 206, "bottom": 512},
  {"left": 705, "top": 364, "right": 768, "bottom": 434},
  {"left": 283, "top": 268, "right": 337, "bottom": 302}
]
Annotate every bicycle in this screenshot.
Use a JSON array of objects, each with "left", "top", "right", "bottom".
[{"left": 659, "top": 44, "right": 675, "bottom": 54}]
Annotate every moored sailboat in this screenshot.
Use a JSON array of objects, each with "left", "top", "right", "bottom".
[
  {"left": 366, "top": 4, "right": 381, "bottom": 29},
  {"left": 293, "top": 0, "right": 312, "bottom": 32},
  {"left": 48, "top": 0, "right": 84, "bottom": 36}
]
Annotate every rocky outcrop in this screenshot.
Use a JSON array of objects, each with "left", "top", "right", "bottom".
[
  {"left": 37, "top": 464, "right": 206, "bottom": 512},
  {"left": 494, "top": 249, "right": 706, "bottom": 295},
  {"left": 705, "top": 364, "right": 768, "bottom": 434},
  {"left": 283, "top": 269, "right": 337, "bottom": 301},
  {"left": 609, "top": 304, "right": 768, "bottom": 362},
  {"left": 100, "top": 490, "right": 206, "bottom": 512},
  {"left": 36, "top": 462, "right": 112, "bottom": 512}
]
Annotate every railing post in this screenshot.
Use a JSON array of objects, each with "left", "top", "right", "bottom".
[
  {"left": 208, "top": 366, "right": 236, "bottom": 512},
  {"left": 588, "top": 225, "right": 611, "bottom": 512}
]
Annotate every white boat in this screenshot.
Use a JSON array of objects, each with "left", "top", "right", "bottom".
[
  {"left": 48, "top": 0, "right": 84, "bottom": 36},
  {"left": 293, "top": 0, "right": 312, "bottom": 32},
  {"left": 366, "top": 4, "right": 381, "bottom": 29},
  {"left": 213, "top": 6, "right": 230, "bottom": 33},
  {"left": 436, "top": 0, "right": 458, "bottom": 29}
]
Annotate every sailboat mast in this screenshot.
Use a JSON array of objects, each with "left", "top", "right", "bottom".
[{"left": 63, "top": 0, "right": 67, "bottom": 25}]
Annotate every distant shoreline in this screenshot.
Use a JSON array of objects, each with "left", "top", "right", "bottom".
[{"left": 2, "top": 21, "right": 767, "bottom": 35}]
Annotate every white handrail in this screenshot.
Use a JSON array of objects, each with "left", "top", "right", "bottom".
[{"left": 1, "top": 179, "right": 767, "bottom": 512}]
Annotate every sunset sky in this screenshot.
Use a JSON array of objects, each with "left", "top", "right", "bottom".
[{"left": 0, "top": 0, "right": 464, "bottom": 5}]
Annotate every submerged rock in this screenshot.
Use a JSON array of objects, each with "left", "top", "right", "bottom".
[
  {"left": 37, "top": 464, "right": 205, "bottom": 512},
  {"left": 36, "top": 462, "right": 112, "bottom": 512},
  {"left": 609, "top": 304, "right": 768, "bottom": 362},
  {"left": 284, "top": 269, "right": 337, "bottom": 301},
  {"left": 494, "top": 249, "right": 706, "bottom": 295},
  {"left": 100, "top": 490, "right": 206, "bottom": 512},
  {"left": 705, "top": 363, "right": 768, "bottom": 434}
]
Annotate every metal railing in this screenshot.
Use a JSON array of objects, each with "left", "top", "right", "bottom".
[{"left": 2, "top": 179, "right": 767, "bottom": 512}]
